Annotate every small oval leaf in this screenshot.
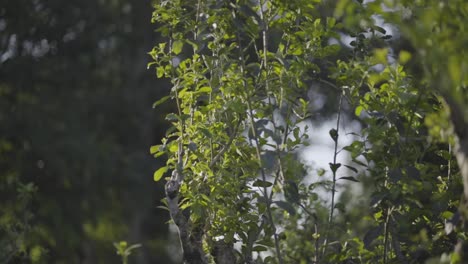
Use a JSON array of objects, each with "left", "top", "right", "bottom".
[
  {"left": 253, "top": 180, "right": 273, "bottom": 187},
  {"left": 355, "top": 105, "right": 364, "bottom": 117},
  {"left": 329, "top": 128, "right": 338, "bottom": 142},
  {"left": 172, "top": 40, "right": 184, "bottom": 55},
  {"left": 154, "top": 166, "right": 168, "bottom": 182}
]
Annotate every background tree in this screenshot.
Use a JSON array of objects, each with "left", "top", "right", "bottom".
[{"left": 0, "top": 0, "right": 175, "bottom": 263}]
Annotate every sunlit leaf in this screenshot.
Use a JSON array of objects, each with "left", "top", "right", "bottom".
[
  {"left": 398, "top": 50, "right": 412, "bottom": 65},
  {"left": 153, "top": 166, "right": 168, "bottom": 182},
  {"left": 355, "top": 105, "right": 364, "bottom": 117},
  {"left": 153, "top": 95, "right": 170, "bottom": 108},
  {"left": 156, "top": 66, "right": 164, "bottom": 78},
  {"left": 172, "top": 40, "right": 183, "bottom": 55}
]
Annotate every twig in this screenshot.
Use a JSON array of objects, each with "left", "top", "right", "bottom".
[
  {"left": 323, "top": 88, "right": 344, "bottom": 257},
  {"left": 209, "top": 119, "right": 242, "bottom": 168}
]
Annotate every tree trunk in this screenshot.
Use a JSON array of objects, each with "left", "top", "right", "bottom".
[{"left": 443, "top": 94, "right": 468, "bottom": 261}]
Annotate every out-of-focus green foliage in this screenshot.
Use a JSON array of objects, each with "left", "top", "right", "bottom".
[
  {"left": 114, "top": 241, "right": 142, "bottom": 264},
  {"left": 0, "top": 0, "right": 174, "bottom": 263}
]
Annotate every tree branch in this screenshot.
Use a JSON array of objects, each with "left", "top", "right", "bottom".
[{"left": 165, "top": 170, "right": 207, "bottom": 264}]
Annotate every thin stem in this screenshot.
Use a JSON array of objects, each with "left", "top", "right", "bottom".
[
  {"left": 323, "top": 89, "right": 344, "bottom": 257},
  {"left": 168, "top": 33, "right": 185, "bottom": 175},
  {"left": 448, "top": 143, "right": 452, "bottom": 186},
  {"left": 246, "top": 100, "right": 283, "bottom": 264},
  {"left": 209, "top": 119, "right": 241, "bottom": 168},
  {"left": 297, "top": 203, "right": 319, "bottom": 263},
  {"left": 383, "top": 206, "right": 394, "bottom": 264},
  {"left": 257, "top": 0, "right": 284, "bottom": 262}
]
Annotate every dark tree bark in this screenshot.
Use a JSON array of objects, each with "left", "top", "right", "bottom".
[{"left": 165, "top": 171, "right": 208, "bottom": 264}]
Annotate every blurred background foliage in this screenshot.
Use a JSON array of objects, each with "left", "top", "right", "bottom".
[{"left": 0, "top": 0, "right": 175, "bottom": 263}]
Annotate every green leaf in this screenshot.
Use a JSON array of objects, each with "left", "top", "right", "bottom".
[
  {"left": 355, "top": 105, "right": 364, "bottom": 117},
  {"left": 252, "top": 245, "right": 269, "bottom": 252},
  {"left": 334, "top": 202, "right": 345, "bottom": 213},
  {"left": 168, "top": 143, "right": 178, "bottom": 153},
  {"left": 373, "top": 48, "right": 388, "bottom": 64},
  {"left": 154, "top": 166, "right": 168, "bottom": 182},
  {"left": 186, "top": 39, "right": 198, "bottom": 51},
  {"left": 253, "top": 180, "right": 273, "bottom": 187},
  {"left": 156, "top": 205, "right": 169, "bottom": 211},
  {"left": 373, "top": 26, "right": 386, "bottom": 34},
  {"left": 156, "top": 66, "right": 165, "bottom": 78},
  {"left": 153, "top": 95, "right": 170, "bottom": 108},
  {"left": 352, "top": 158, "right": 367, "bottom": 167},
  {"left": 199, "top": 128, "right": 212, "bottom": 138},
  {"left": 317, "top": 168, "right": 326, "bottom": 176},
  {"left": 398, "top": 50, "right": 411, "bottom": 64},
  {"left": 165, "top": 113, "right": 178, "bottom": 122},
  {"left": 154, "top": 151, "right": 165, "bottom": 158},
  {"left": 150, "top": 145, "right": 160, "bottom": 154},
  {"left": 172, "top": 40, "right": 183, "bottom": 55},
  {"left": 200, "top": 194, "right": 210, "bottom": 202},
  {"left": 441, "top": 211, "right": 454, "bottom": 220},
  {"left": 284, "top": 180, "right": 300, "bottom": 204},
  {"left": 197, "top": 86, "right": 212, "bottom": 93},
  {"left": 327, "top": 17, "right": 336, "bottom": 29}
]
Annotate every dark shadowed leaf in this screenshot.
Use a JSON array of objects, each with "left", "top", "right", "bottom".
[
  {"left": 284, "top": 180, "right": 300, "bottom": 204},
  {"left": 364, "top": 225, "right": 383, "bottom": 249},
  {"left": 273, "top": 201, "right": 296, "bottom": 215},
  {"left": 253, "top": 180, "right": 273, "bottom": 187},
  {"left": 329, "top": 163, "right": 341, "bottom": 173},
  {"left": 344, "top": 165, "right": 358, "bottom": 173},
  {"left": 200, "top": 128, "right": 212, "bottom": 138},
  {"left": 389, "top": 168, "right": 402, "bottom": 183},
  {"left": 405, "top": 166, "right": 420, "bottom": 180},
  {"left": 329, "top": 128, "right": 338, "bottom": 142},
  {"left": 339, "top": 176, "right": 359, "bottom": 182},
  {"left": 252, "top": 245, "right": 269, "bottom": 252},
  {"left": 334, "top": 202, "right": 345, "bottom": 213}
]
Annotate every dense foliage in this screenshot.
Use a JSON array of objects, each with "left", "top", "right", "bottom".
[{"left": 151, "top": 0, "right": 468, "bottom": 263}]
